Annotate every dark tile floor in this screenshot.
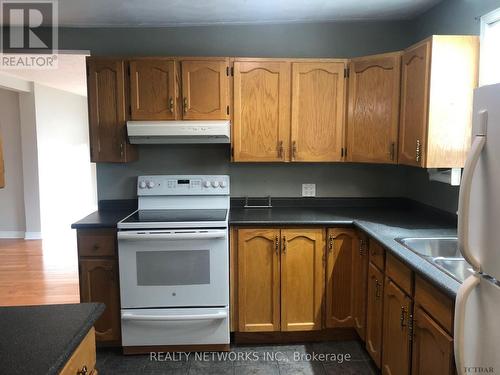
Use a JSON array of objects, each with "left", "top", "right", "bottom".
[{"left": 97, "top": 341, "right": 380, "bottom": 375}]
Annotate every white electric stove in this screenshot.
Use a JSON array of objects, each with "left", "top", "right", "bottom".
[{"left": 117, "top": 175, "right": 230, "bottom": 349}]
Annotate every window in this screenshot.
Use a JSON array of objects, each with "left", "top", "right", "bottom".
[{"left": 480, "top": 8, "right": 500, "bottom": 85}]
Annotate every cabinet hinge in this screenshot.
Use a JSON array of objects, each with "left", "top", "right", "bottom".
[
  {"left": 226, "top": 105, "right": 230, "bottom": 115},
  {"left": 344, "top": 67, "right": 350, "bottom": 78},
  {"left": 226, "top": 66, "right": 230, "bottom": 76}
]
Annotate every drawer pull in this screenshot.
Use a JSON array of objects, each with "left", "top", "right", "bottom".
[{"left": 77, "top": 365, "right": 88, "bottom": 375}]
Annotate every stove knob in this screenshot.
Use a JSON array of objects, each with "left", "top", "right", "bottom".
[
  {"left": 139, "top": 181, "right": 147, "bottom": 189},
  {"left": 212, "top": 181, "right": 220, "bottom": 188},
  {"left": 203, "top": 181, "right": 211, "bottom": 188},
  {"left": 220, "top": 181, "right": 227, "bottom": 188},
  {"left": 147, "top": 181, "right": 155, "bottom": 189}
]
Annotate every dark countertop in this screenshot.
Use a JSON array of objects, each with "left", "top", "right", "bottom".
[
  {"left": 0, "top": 303, "right": 105, "bottom": 375},
  {"left": 71, "top": 198, "right": 460, "bottom": 297}
]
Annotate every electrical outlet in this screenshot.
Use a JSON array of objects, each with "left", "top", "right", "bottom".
[{"left": 302, "top": 184, "right": 316, "bottom": 197}]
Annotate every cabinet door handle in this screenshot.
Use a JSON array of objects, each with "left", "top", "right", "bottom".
[
  {"left": 359, "top": 239, "right": 365, "bottom": 256},
  {"left": 275, "top": 235, "right": 279, "bottom": 255},
  {"left": 183, "top": 97, "right": 188, "bottom": 113},
  {"left": 292, "top": 141, "right": 297, "bottom": 159},
  {"left": 77, "top": 365, "right": 88, "bottom": 375},
  {"left": 416, "top": 139, "right": 421, "bottom": 163},
  {"left": 282, "top": 236, "right": 287, "bottom": 254},
  {"left": 277, "top": 141, "right": 284, "bottom": 159},
  {"left": 408, "top": 314, "right": 415, "bottom": 341},
  {"left": 328, "top": 234, "right": 333, "bottom": 252},
  {"left": 169, "top": 97, "right": 174, "bottom": 113},
  {"left": 400, "top": 306, "right": 407, "bottom": 328}
]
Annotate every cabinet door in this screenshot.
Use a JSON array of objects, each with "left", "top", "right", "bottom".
[
  {"left": 366, "top": 263, "right": 384, "bottom": 368},
  {"left": 233, "top": 60, "right": 291, "bottom": 162},
  {"left": 382, "top": 278, "right": 412, "bottom": 375},
  {"left": 181, "top": 59, "right": 230, "bottom": 120},
  {"left": 0, "top": 134, "right": 4, "bottom": 188},
  {"left": 353, "top": 233, "right": 368, "bottom": 340},
  {"left": 347, "top": 53, "right": 401, "bottom": 164},
  {"left": 290, "top": 62, "right": 345, "bottom": 162},
  {"left": 399, "top": 40, "right": 431, "bottom": 167},
  {"left": 87, "top": 59, "right": 136, "bottom": 162},
  {"left": 281, "top": 229, "right": 325, "bottom": 331},
  {"left": 129, "top": 59, "right": 177, "bottom": 120},
  {"left": 237, "top": 228, "right": 281, "bottom": 332},
  {"left": 79, "top": 259, "right": 121, "bottom": 342},
  {"left": 325, "top": 228, "right": 357, "bottom": 328},
  {"left": 411, "top": 306, "right": 454, "bottom": 375}
]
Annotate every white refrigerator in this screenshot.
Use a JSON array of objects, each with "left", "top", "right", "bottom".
[{"left": 456, "top": 83, "right": 500, "bottom": 375}]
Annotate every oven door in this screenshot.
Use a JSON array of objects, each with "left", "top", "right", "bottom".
[{"left": 118, "top": 229, "right": 228, "bottom": 308}]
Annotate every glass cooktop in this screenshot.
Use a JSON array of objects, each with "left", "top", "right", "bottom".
[{"left": 122, "top": 209, "right": 228, "bottom": 223}]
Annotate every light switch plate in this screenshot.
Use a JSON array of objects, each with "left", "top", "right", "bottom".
[{"left": 302, "top": 183, "right": 316, "bottom": 197}]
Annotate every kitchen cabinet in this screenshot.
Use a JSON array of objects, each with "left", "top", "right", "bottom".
[
  {"left": 382, "top": 278, "right": 413, "bottom": 375},
  {"left": 399, "top": 35, "right": 479, "bottom": 168},
  {"left": 411, "top": 305, "right": 454, "bottom": 375},
  {"left": 59, "top": 328, "right": 97, "bottom": 375},
  {"left": 325, "top": 228, "right": 357, "bottom": 329},
  {"left": 290, "top": 62, "right": 346, "bottom": 162},
  {"left": 77, "top": 229, "right": 121, "bottom": 344},
  {"left": 366, "top": 263, "right": 384, "bottom": 367},
  {"left": 236, "top": 227, "right": 324, "bottom": 332},
  {"left": 180, "top": 58, "right": 230, "bottom": 120},
  {"left": 129, "top": 58, "right": 178, "bottom": 120},
  {"left": 86, "top": 58, "right": 137, "bottom": 163},
  {"left": 280, "top": 229, "right": 324, "bottom": 331},
  {"left": 0, "top": 134, "right": 4, "bottom": 188},
  {"left": 237, "top": 228, "right": 281, "bottom": 332},
  {"left": 232, "top": 60, "right": 291, "bottom": 162},
  {"left": 347, "top": 52, "right": 401, "bottom": 164},
  {"left": 352, "top": 233, "right": 368, "bottom": 340}
]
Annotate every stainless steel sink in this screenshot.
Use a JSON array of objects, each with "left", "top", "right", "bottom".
[
  {"left": 396, "top": 237, "right": 461, "bottom": 258},
  {"left": 396, "top": 237, "right": 473, "bottom": 283},
  {"left": 433, "top": 258, "right": 474, "bottom": 283}
]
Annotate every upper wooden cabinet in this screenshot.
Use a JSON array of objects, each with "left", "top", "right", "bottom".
[
  {"left": 237, "top": 228, "right": 281, "bottom": 332},
  {"left": 180, "top": 58, "right": 230, "bottom": 120},
  {"left": 399, "top": 35, "right": 479, "bottom": 168},
  {"left": 0, "top": 134, "right": 4, "bottom": 188},
  {"left": 233, "top": 60, "right": 291, "bottom": 162},
  {"left": 347, "top": 52, "right": 401, "bottom": 164},
  {"left": 291, "top": 62, "right": 346, "bottom": 162},
  {"left": 280, "top": 229, "right": 324, "bottom": 331},
  {"left": 129, "top": 59, "right": 178, "bottom": 121},
  {"left": 86, "top": 58, "right": 137, "bottom": 163}
]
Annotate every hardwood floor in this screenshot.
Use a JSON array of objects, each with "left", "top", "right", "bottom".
[{"left": 0, "top": 239, "right": 80, "bottom": 306}]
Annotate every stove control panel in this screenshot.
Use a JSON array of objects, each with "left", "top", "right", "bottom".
[{"left": 137, "top": 175, "right": 230, "bottom": 196}]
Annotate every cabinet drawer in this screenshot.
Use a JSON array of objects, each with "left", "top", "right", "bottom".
[
  {"left": 386, "top": 253, "right": 413, "bottom": 296},
  {"left": 369, "top": 240, "right": 385, "bottom": 271},
  {"left": 77, "top": 229, "right": 117, "bottom": 257},
  {"left": 414, "top": 275, "right": 454, "bottom": 334},
  {"left": 59, "top": 328, "right": 96, "bottom": 375}
]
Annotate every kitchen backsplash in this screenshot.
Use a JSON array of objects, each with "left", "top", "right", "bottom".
[{"left": 96, "top": 144, "right": 460, "bottom": 214}]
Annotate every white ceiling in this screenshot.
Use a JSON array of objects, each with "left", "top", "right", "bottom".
[
  {"left": 0, "top": 54, "right": 88, "bottom": 96},
  {"left": 56, "top": 0, "right": 442, "bottom": 27}
]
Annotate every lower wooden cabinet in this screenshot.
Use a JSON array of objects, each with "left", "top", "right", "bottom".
[
  {"left": 237, "top": 228, "right": 281, "bottom": 332},
  {"left": 59, "top": 328, "right": 97, "bottom": 375},
  {"left": 236, "top": 227, "right": 324, "bottom": 333},
  {"left": 411, "top": 305, "right": 454, "bottom": 375},
  {"left": 382, "top": 278, "right": 413, "bottom": 375},
  {"left": 280, "top": 229, "right": 325, "bottom": 331},
  {"left": 77, "top": 229, "right": 121, "bottom": 345},
  {"left": 79, "top": 259, "right": 121, "bottom": 342},
  {"left": 366, "top": 262, "right": 384, "bottom": 367},
  {"left": 352, "top": 233, "right": 368, "bottom": 340}
]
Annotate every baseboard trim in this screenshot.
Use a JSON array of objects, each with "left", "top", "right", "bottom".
[
  {"left": 0, "top": 231, "right": 25, "bottom": 239},
  {"left": 233, "top": 328, "right": 358, "bottom": 344},
  {"left": 24, "top": 232, "right": 42, "bottom": 240}
]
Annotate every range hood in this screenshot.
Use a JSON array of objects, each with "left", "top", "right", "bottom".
[{"left": 127, "top": 121, "right": 230, "bottom": 144}]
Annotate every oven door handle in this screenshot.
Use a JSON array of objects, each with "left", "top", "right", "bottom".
[
  {"left": 121, "top": 311, "right": 228, "bottom": 322},
  {"left": 117, "top": 230, "right": 227, "bottom": 241}
]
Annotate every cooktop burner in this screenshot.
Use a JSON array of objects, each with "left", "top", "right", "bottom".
[{"left": 121, "top": 209, "right": 228, "bottom": 224}]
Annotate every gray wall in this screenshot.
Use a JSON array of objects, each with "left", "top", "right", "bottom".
[{"left": 68, "top": 0, "right": 500, "bottom": 214}]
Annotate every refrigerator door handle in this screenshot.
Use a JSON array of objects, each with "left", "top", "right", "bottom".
[
  {"left": 454, "top": 273, "right": 481, "bottom": 375},
  {"left": 458, "top": 109, "right": 487, "bottom": 271}
]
